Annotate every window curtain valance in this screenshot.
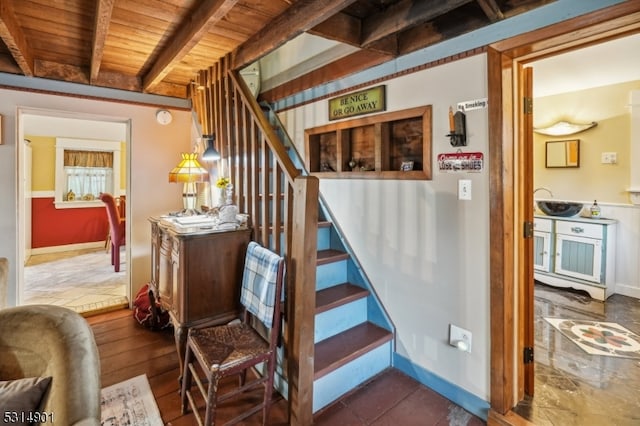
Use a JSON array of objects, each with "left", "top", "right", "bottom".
[{"left": 64, "top": 150, "right": 113, "bottom": 168}]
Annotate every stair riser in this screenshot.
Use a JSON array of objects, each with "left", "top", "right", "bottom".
[
  {"left": 313, "top": 342, "right": 392, "bottom": 413},
  {"left": 317, "top": 226, "right": 330, "bottom": 250},
  {"left": 316, "top": 260, "right": 347, "bottom": 290},
  {"left": 315, "top": 298, "right": 367, "bottom": 343}
]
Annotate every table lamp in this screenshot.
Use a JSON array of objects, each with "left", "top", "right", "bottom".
[{"left": 168, "top": 152, "right": 209, "bottom": 215}]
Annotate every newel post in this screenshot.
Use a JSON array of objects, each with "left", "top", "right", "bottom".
[{"left": 288, "top": 175, "right": 319, "bottom": 426}]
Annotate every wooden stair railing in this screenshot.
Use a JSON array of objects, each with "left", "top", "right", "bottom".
[{"left": 190, "top": 55, "right": 318, "bottom": 426}]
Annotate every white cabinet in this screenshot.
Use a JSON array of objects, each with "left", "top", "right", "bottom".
[
  {"left": 533, "top": 216, "right": 616, "bottom": 301},
  {"left": 533, "top": 218, "right": 552, "bottom": 272}
]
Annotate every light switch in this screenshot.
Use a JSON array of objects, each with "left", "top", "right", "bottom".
[
  {"left": 458, "top": 179, "right": 472, "bottom": 200},
  {"left": 601, "top": 152, "right": 617, "bottom": 164}
]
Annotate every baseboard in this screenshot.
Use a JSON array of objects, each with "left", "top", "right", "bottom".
[
  {"left": 30, "top": 241, "right": 104, "bottom": 255},
  {"left": 392, "top": 352, "right": 489, "bottom": 421},
  {"left": 614, "top": 284, "right": 640, "bottom": 300}
]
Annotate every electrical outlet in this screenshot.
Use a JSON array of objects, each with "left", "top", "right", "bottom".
[
  {"left": 458, "top": 179, "right": 472, "bottom": 200},
  {"left": 449, "top": 324, "right": 472, "bottom": 353}
]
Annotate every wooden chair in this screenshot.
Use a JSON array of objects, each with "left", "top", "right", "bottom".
[
  {"left": 99, "top": 192, "right": 126, "bottom": 272},
  {"left": 181, "top": 241, "right": 285, "bottom": 425}
]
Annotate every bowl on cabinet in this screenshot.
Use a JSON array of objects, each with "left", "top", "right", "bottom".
[{"left": 536, "top": 201, "right": 583, "bottom": 217}]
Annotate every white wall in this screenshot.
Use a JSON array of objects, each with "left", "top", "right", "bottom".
[
  {"left": 280, "top": 54, "right": 491, "bottom": 400},
  {"left": 0, "top": 87, "right": 191, "bottom": 306}
]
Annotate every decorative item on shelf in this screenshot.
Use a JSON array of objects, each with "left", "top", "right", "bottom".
[
  {"left": 400, "top": 161, "right": 414, "bottom": 171},
  {"left": 321, "top": 162, "right": 335, "bottom": 172},
  {"left": 534, "top": 120, "right": 597, "bottom": 137},
  {"left": 216, "top": 176, "right": 230, "bottom": 206},
  {"left": 447, "top": 106, "right": 467, "bottom": 147},
  {"left": 67, "top": 189, "right": 75, "bottom": 201},
  {"left": 218, "top": 183, "right": 239, "bottom": 227},
  {"left": 348, "top": 158, "right": 357, "bottom": 171},
  {"left": 168, "top": 152, "right": 209, "bottom": 215}
]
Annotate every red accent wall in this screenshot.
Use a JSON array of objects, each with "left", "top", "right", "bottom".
[{"left": 32, "top": 197, "right": 109, "bottom": 248}]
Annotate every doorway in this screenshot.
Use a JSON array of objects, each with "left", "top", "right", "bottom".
[
  {"left": 17, "top": 108, "right": 131, "bottom": 315},
  {"left": 518, "top": 34, "right": 640, "bottom": 423},
  {"left": 486, "top": 2, "right": 640, "bottom": 423}
]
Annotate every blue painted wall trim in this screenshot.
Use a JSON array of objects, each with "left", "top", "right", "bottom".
[
  {"left": 273, "top": 0, "right": 625, "bottom": 112},
  {"left": 0, "top": 72, "right": 191, "bottom": 109},
  {"left": 393, "top": 353, "right": 490, "bottom": 421}
]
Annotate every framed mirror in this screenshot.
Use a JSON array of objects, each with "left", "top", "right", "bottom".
[{"left": 545, "top": 139, "right": 580, "bottom": 168}]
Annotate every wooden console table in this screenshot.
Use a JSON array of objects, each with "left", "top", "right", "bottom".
[{"left": 148, "top": 217, "right": 251, "bottom": 371}]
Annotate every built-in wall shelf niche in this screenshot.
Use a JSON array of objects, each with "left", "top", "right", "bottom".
[{"left": 305, "top": 105, "right": 432, "bottom": 180}]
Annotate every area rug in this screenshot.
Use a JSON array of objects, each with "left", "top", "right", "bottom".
[
  {"left": 100, "top": 374, "right": 163, "bottom": 426},
  {"left": 545, "top": 318, "right": 640, "bottom": 359}
]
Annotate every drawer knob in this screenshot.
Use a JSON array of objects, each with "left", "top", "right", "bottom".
[{"left": 570, "top": 226, "right": 584, "bottom": 234}]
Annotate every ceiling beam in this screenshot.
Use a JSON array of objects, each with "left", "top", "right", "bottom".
[
  {"left": 476, "top": 0, "right": 504, "bottom": 22},
  {"left": 309, "top": 12, "right": 397, "bottom": 56},
  {"left": 0, "top": 1, "right": 34, "bottom": 76},
  {"left": 232, "top": 0, "right": 359, "bottom": 70},
  {"left": 142, "top": 0, "right": 239, "bottom": 91},
  {"left": 361, "top": 0, "right": 474, "bottom": 47},
  {"left": 90, "top": 0, "right": 115, "bottom": 84}
]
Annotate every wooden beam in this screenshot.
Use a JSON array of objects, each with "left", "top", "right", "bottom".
[
  {"left": 308, "top": 12, "right": 361, "bottom": 46},
  {"left": 90, "top": 0, "right": 116, "bottom": 84},
  {"left": 232, "top": 0, "right": 359, "bottom": 70},
  {"left": 361, "top": 0, "right": 474, "bottom": 47},
  {"left": 142, "top": 0, "right": 239, "bottom": 91},
  {"left": 0, "top": 1, "right": 34, "bottom": 76},
  {"left": 477, "top": 0, "right": 504, "bottom": 23}
]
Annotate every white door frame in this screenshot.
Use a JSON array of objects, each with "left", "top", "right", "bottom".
[{"left": 16, "top": 107, "right": 131, "bottom": 305}]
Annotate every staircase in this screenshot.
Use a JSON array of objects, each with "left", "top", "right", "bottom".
[
  {"left": 191, "top": 64, "right": 394, "bottom": 420},
  {"left": 312, "top": 217, "right": 393, "bottom": 412},
  {"left": 264, "top": 104, "right": 395, "bottom": 412}
]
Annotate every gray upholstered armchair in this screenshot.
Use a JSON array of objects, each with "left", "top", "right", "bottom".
[{"left": 0, "top": 304, "right": 101, "bottom": 425}]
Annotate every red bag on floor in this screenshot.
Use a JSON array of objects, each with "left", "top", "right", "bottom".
[{"left": 133, "top": 283, "right": 171, "bottom": 330}]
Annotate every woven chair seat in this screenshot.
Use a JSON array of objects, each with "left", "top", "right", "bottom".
[{"left": 189, "top": 323, "right": 270, "bottom": 374}]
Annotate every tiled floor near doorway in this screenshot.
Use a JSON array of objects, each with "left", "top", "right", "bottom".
[
  {"left": 23, "top": 247, "right": 128, "bottom": 315},
  {"left": 513, "top": 283, "right": 640, "bottom": 425}
]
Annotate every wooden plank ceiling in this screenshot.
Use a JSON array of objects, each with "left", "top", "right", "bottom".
[{"left": 0, "top": 0, "right": 555, "bottom": 100}]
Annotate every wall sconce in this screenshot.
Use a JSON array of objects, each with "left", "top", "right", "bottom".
[
  {"left": 168, "top": 152, "right": 209, "bottom": 215},
  {"left": 202, "top": 134, "right": 220, "bottom": 161},
  {"left": 447, "top": 106, "right": 467, "bottom": 147},
  {"left": 534, "top": 120, "right": 597, "bottom": 137}
]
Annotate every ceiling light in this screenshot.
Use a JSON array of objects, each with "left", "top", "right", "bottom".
[{"left": 534, "top": 121, "right": 597, "bottom": 137}]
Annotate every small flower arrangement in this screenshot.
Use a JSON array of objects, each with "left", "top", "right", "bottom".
[{"left": 216, "top": 176, "right": 230, "bottom": 189}]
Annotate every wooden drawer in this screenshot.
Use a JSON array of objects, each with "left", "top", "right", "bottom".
[
  {"left": 533, "top": 217, "right": 552, "bottom": 233},
  {"left": 555, "top": 220, "right": 602, "bottom": 239}
]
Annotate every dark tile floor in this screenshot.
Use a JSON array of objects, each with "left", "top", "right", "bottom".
[
  {"left": 513, "top": 283, "right": 640, "bottom": 425},
  {"left": 314, "top": 369, "right": 486, "bottom": 425}
]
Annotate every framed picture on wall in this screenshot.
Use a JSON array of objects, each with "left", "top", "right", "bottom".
[{"left": 545, "top": 139, "right": 580, "bottom": 168}]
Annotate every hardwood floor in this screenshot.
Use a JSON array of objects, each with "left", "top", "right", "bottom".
[
  {"left": 87, "top": 309, "right": 485, "bottom": 425},
  {"left": 87, "top": 308, "right": 290, "bottom": 425}
]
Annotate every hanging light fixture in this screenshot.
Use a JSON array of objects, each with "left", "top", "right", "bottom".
[
  {"left": 202, "top": 134, "right": 220, "bottom": 161},
  {"left": 168, "top": 152, "right": 209, "bottom": 215},
  {"left": 533, "top": 120, "right": 597, "bottom": 137}
]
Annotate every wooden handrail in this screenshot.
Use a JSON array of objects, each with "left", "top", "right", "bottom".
[{"left": 190, "top": 54, "right": 318, "bottom": 426}]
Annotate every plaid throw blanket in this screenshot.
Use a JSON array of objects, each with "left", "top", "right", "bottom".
[{"left": 240, "top": 242, "right": 282, "bottom": 328}]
